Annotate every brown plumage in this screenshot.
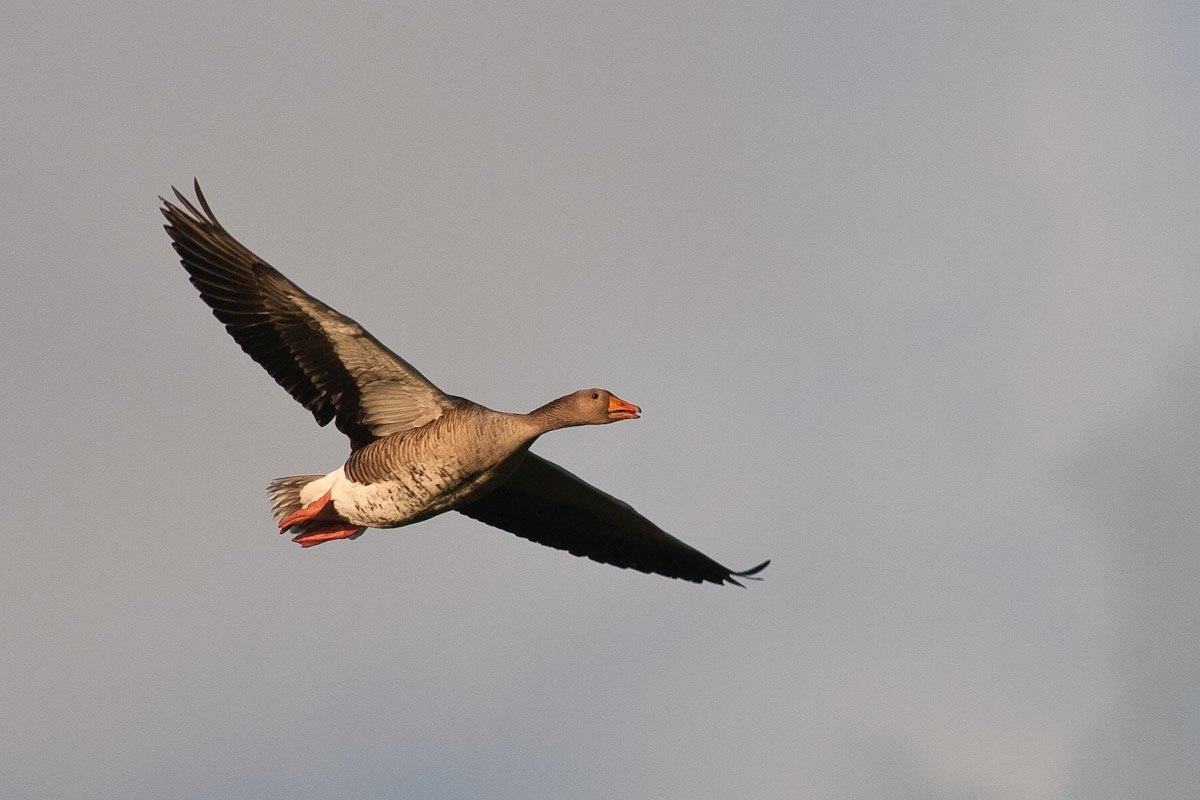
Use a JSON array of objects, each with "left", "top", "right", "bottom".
[{"left": 162, "top": 180, "right": 769, "bottom": 586}]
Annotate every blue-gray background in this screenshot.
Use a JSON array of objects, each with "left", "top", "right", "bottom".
[{"left": 4, "top": 3, "right": 1198, "bottom": 798}]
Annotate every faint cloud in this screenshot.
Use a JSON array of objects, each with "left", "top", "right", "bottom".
[
  {"left": 836, "top": 735, "right": 998, "bottom": 800},
  {"left": 1066, "top": 343, "right": 1200, "bottom": 800}
]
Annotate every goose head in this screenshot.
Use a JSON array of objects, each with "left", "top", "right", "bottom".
[{"left": 533, "top": 389, "right": 641, "bottom": 428}]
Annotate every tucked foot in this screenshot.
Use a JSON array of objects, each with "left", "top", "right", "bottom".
[
  {"left": 279, "top": 490, "right": 333, "bottom": 532},
  {"left": 291, "top": 523, "right": 367, "bottom": 548}
]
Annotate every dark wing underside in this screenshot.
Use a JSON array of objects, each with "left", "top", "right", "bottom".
[
  {"left": 161, "top": 181, "right": 453, "bottom": 448},
  {"left": 457, "top": 454, "right": 770, "bottom": 586}
]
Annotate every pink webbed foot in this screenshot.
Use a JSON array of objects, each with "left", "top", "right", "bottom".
[
  {"left": 291, "top": 524, "right": 368, "bottom": 548},
  {"left": 279, "top": 490, "right": 333, "bottom": 532},
  {"left": 278, "top": 489, "right": 366, "bottom": 547}
]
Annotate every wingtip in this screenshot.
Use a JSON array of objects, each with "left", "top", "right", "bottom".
[
  {"left": 161, "top": 179, "right": 219, "bottom": 227},
  {"left": 192, "top": 177, "right": 216, "bottom": 220},
  {"left": 725, "top": 558, "right": 770, "bottom": 587},
  {"left": 737, "top": 559, "right": 771, "bottom": 577}
]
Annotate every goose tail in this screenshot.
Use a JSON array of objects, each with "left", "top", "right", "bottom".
[{"left": 266, "top": 474, "right": 326, "bottom": 526}]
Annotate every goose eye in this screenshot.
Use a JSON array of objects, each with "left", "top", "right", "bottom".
[{"left": 591, "top": 392, "right": 600, "bottom": 400}]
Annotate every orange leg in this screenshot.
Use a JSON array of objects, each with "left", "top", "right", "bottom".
[
  {"left": 278, "top": 490, "right": 334, "bottom": 532},
  {"left": 292, "top": 524, "right": 368, "bottom": 548},
  {"left": 278, "top": 489, "right": 366, "bottom": 546}
]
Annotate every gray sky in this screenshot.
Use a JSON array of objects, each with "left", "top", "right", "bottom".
[{"left": 3, "top": 2, "right": 1198, "bottom": 798}]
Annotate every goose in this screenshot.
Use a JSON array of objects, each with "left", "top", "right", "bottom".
[{"left": 161, "top": 181, "right": 769, "bottom": 586}]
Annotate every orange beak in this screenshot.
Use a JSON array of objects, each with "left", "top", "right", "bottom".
[{"left": 607, "top": 394, "right": 641, "bottom": 420}]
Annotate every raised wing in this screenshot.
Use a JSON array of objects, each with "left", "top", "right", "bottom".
[
  {"left": 457, "top": 454, "right": 770, "bottom": 586},
  {"left": 161, "top": 181, "right": 453, "bottom": 448}
]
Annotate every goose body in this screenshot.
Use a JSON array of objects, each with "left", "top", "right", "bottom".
[
  {"left": 279, "top": 403, "right": 542, "bottom": 534},
  {"left": 162, "top": 181, "right": 768, "bottom": 586}
]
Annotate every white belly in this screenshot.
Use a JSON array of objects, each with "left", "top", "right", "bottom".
[{"left": 299, "top": 464, "right": 489, "bottom": 529}]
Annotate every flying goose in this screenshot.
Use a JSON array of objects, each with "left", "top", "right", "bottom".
[{"left": 161, "top": 181, "right": 768, "bottom": 586}]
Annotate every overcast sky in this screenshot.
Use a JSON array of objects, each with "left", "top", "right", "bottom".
[{"left": 3, "top": 3, "right": 1198, "bottom": 799}]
